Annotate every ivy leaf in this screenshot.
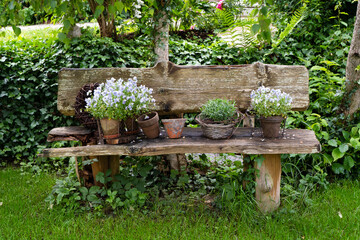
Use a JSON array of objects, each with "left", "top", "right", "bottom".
[
  {"left": 328, "top": 139, "right": 338, "bottom": 147},
  {"left": 344, "top": 156, "right": 355, "bottom": 171},
  {"left": 339, "top": 143, "right": 349, "bottom": 153},
  {"left": 254, "top": 155, "right": 265, "bottom": 168},
  {"left": 332, "top": 163, "right": 345, "bottom": 174},
  {"left": 332, "top": 148, "right": 344, "bottom": 161},
  {"left": 94, "top": 5, "right": 105, "bottom": 18}
]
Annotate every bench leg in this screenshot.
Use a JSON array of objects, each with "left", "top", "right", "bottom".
[
  {"left": 92, "top": 155, "right": 120, "bottom": 186},
  {"left": 255, "top": 154, "right": 281, "bottom": 213}
]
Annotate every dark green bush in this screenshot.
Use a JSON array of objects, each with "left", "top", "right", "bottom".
[{"left": 0, "top": 33, "right": 154, "bottom": 165}]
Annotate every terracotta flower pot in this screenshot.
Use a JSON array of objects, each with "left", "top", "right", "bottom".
[
  {"left": 162, "top": 118, "right": 186, "bottom": 139},
  {"left": 259, "top": 116, "right": 284, "bottom": 138},
  {"left": 137, "top": 112, "right": 160, "bottom": 139},
  {"left": 100, "top": 118, "right": 120, "bottom": 136},
  {"left": 100, "top": 118, "right": 121, "bottom": 144}
]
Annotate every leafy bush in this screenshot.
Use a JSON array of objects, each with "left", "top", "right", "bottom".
[
  {"left": 0, "top": 32, "right": 154, "bottom": 166},
  {"left": 200, "top": 99, "right": 237, "bottom": 122}
]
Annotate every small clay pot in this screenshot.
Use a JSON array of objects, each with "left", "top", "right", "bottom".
[
  {"left": 100, "top": 118, "right": 120, "bottom": 136},
  {"left": 137, "top": 112, "right": 160, "bottom": 139},
  {"left": 259, "top": 116, "right": 284, "bottom": 138},
  {"left": 162, "top": 118, "right": 186, "bottom": 139},
  {"left": 100, "top": 118, "right": 121, "bottom": 144}
]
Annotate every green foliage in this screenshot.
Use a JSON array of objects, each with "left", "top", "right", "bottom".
[
  {"left": 0, "top": 32, "right": 154, "bottom": 165},
  {"left": 200, "top": 99, "right": 237, "bottom": 122},
  {"left": 272, "top": 2, "right": 307, "bottom": 49}
]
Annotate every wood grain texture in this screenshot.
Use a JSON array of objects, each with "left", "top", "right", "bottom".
[
  {"left": 39, "top": 127, "right": 321, "bottom": 158},
  {"left": 255, "top": 154, "right": 281, "bottom": 213},
  {"left": 58, "top": 61, "right": 309, "bottom": 116},
  {"left": 47, "top": 126, "right": 92, "bottom": 142}
]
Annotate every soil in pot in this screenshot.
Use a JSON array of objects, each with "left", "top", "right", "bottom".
[
  {"left": 162, "top": 118, "right": 186, "bottom": 139},
  {"left": 259, "top": 116, "right": 284, "bottom": 138},
  {"left": 137, "top": 112, "right": 160, "bottom": 139}
]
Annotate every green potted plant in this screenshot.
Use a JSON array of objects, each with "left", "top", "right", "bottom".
[
  {"left": 250, "top": 86, "right": 292, "bottom": 138},
  {"left": 85, "top": 77, "right": 156, "bottom": 143},
  {"left": 196, "top": 99, "right": 242, "bottom": 139}
]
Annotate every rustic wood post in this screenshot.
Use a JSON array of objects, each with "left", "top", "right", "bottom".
[
  {"left": 255, "top": 154, "right": 281, "bottom": 213},
  {"left": 92, "top": 155, "right": 120, "bottom": 186}
]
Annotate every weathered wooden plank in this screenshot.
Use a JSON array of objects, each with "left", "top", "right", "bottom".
[
  {"left": 58, "top": 61, "right": 309, "bottom": 116},
  {"left": 39, "top": 128, "right": 321, "bottom": 158},
  {"left": 47, "top": 126, "right": 92, "bottom": 142}
]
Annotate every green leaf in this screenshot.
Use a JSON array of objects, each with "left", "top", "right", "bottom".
[
  {"left": 332, "top": 163, "right": 345, "bottom": 174},
  {"left": 96, "top": 172, "right": 105, "bottom": 184},
  {"left": 254, "top": 155, "right": 265, "bottom": 168},
  {"left": 96, "top": 0, "right": 104, "bottom": 4},
  {"left": 339, "top": 143, "right": 349, "bottom": 153},
  {"left": 12, "top": 26, "right": 21, "bottom": 36},
  {"left": 350, "top": 138, "right": 360, "bottom": 149},
  {"left": 87, "top": 194, "right": 99, "bottom": 202},
  {"left": 344, "top": 156, "right": 355, "bottom": 171},
  {"left": 108, "top": 5, "right": 116, "bottom": 15},
  {"left": 58, "top": 32, "right": 66, "bottom": 42},
  {"left": 328, "top": 139, "right": 338, "bottom": 147},
  {"left": 321, "top": 131, "right": 329, "bottom": 140},
  {"left": 260, "top": 6, "right": 268, "bottom": 16},
  {"left": 251, "top": 24, "right": 260, "bottom": 35},
  {"left": 63, "top": 19, "right": 71, "bottom": 31},
  {"left": 114, "top": 1, "right": 124, "bottom": 12},
  {"left": 343, "top": 131, "right": 350, "bottom": 141},
  {"left": 94, "top": 5, "right": 105, "bottom": 18},
  {"left": 322, "top": 153, "right": 333, "bottom": 164},
  {"left": 9, "top": 0, "right": 15, "bottom": 10},
  {"left": 50, "top": 0, "right": 57, "bottom": 9},
  {"left": 79, "top": 187, "right": 88, "bottom": 196},
  {"left": 332, "top": 148, "right": 344, "bottom": 161},
  {"left": 351, "top": 127, "right": 358, "bottom": 136}
]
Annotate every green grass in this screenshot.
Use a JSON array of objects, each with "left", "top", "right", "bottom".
[
  {"left": 0, "top": 27, "right": 60, "bottom": 42},
  {"left": 1, "top": 168, "right": 360, "bottom": 239}
]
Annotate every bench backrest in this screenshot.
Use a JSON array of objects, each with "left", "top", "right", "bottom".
[{"left": 58, "top": 61, "right": 309, "bottom": 116}]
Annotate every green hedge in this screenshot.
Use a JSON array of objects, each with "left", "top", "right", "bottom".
[{"left": 0, "top": 34, "right": 155, "bottom": 163}]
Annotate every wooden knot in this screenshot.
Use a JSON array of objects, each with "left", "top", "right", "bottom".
[{"left": 260, "top": 172, "right": 273, "bottom": 193}]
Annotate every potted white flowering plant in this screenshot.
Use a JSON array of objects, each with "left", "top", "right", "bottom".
[
  {"left": 250, "top": 86, "right": 292, "bottom": 138},
  {"left": 85, "top": 77, "right": 156, "bottom": 142}
]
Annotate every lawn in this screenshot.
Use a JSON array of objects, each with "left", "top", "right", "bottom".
[{"left": 1, "top": 168, "right": 359, "bottom": 239}]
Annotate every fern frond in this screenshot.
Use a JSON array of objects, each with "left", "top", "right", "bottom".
[
  {"left": 217, "top": 9, "right": 236, "bottom": 29},
  {"left": 272, "top": 3, "right": 307, "bottom": 49}
]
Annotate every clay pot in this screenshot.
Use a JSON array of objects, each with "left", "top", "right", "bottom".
[
  {"left": 162, "top": 118, "right": 186, "bottom": 139},
  {"left": 100, "top": 118, "right": 121, "bottom": 144},
  {"left": 100, "top": 118, "right": 120, "bottom": 136},
  {"left": 122, "top": 117, "right": 140, "bottom": 136},
  {"left": 259, "top": 116, "right": 284, "bottom": 138},
  {"left": 137, "top": 112, "right": 160, "bottom": 139}
]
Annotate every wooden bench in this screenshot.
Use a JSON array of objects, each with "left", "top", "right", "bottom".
[{"left": 39, "top": 61, "right": 321, "bottom": 212}]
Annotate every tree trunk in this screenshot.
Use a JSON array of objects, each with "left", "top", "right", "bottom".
[
  {"left": 343, "top": 1, "right": 360, "bottom": 118},
  {"left": 88, "top": 0, "right": 117, "bottom": 39},
  {"left": 154, "top": 2, "right": 169, "bottom": 63}
]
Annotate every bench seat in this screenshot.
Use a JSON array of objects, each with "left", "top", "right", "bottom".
[{"left": 40, "top": 126, "right": 320, "bottom": 158}]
